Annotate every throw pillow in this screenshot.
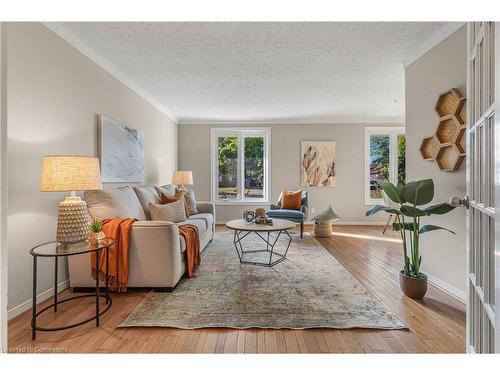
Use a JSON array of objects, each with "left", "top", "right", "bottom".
[
  {"left": 147, "top": 200, "right": 187, "bottom": 223},
  {"left": 178, "top": 189, "right": 199, "bottom": 215},
  {"left": 280, "top": 189, "right": 303, "bottom": 210},
  {"left": 159, "top": 191, "right": 190, "bottom": 218}
]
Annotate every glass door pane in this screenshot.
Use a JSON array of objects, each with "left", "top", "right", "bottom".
[
  {"left": 397, "top": 134, "right": 406, "bottom": 184},
  {"left": 369, "top": 135, "right": 390, "bottom": 199},
  {"left": 217, "top": 136, "right": 239, "bottom": 200},
  {"left": 243, "top": 136, "right": 265, "bottom": 199}
]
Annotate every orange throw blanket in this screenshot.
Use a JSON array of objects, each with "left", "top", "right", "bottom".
[
  {"left": 178, "top": 224, "right": 201, "bottom": 277},
  {"left": 91, "top": 218, "right": 136, "bottom": 292}
]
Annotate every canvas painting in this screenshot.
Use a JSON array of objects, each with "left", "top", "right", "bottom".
[
  {"left": 98, "top": 115, "right": 144, "bottom": 183},
  {"left": 301, "top": 141, "right": 336, "bottom": 187}
]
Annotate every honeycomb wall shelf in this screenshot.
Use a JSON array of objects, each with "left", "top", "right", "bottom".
[
  {"left": 420, "top": 136, "right": 440, "bottom": 160},
  {"left": 422, "top": 88, "right": 466, "bottom": 172}
]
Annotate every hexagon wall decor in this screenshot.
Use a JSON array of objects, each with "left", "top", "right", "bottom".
[{"left": 421, "top": 88, "right": 466, "bottom": 172}]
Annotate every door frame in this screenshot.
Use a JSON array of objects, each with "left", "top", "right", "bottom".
[
  {"left": 0, "top": 21, "right": 8, "bottom": 350},
  {"left": 495, "top": 21, "right": 500, "bottom": 354}
]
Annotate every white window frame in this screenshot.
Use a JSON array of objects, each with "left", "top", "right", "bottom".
[
  {"left": 364, "top": 127, "right": 405, "bottom": 206},
  {"left": 211, "top": 127, "right": 271, "bottom": 205}
]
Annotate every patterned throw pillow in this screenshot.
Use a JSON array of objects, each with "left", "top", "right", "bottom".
[
  {"left": 159, "top": 191, "right": 190, "bottom": 218},
  {"left": 147, "top": 200, "right": 187, "bottom": 223},
  {"left": 179, "top": 189, "right": 199, "bottom": 215}
]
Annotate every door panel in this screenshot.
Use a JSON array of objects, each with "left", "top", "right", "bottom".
[{"left": 467, "top": 21, "right": 496, "bottom": 353}]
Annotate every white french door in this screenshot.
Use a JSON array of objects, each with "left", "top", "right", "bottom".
[{"left": 466, "top": 21, "right": 497, "bottom": 353}]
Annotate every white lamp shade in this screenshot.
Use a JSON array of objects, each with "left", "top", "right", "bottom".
[
  {"left": 40, "top": 155, "right": 102, "bottom": 192},
  {"left": 172, "top": 170, "right": 193, "bottom": 185}
]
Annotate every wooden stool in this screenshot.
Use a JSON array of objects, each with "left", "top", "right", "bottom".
[{"left": 313, "top": 220, "right": 333, "bottom": 237}]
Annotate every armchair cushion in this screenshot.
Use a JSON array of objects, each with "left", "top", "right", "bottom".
[{"left": 266, "top": 209, "right": 305, "bottom": 220}]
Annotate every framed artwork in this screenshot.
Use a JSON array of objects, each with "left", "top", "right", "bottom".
[
  {"left": 98, "top": 114, "right": 144, "bottom": 183},
  {"left": 301, "top": 141, "right": 336, "bottom": 187}
]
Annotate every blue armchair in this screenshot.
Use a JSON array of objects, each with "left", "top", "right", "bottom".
[{"left": 266, "top": 191, "right": 308, "bottom": 238}]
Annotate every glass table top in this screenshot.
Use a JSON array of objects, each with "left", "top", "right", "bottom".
[{"left": 30, "top": 237, "right": 115, "bottom": 257}]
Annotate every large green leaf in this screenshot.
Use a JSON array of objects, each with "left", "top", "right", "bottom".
[
  {"left": 422, "top": 202, "right": 456, "bottom": 215},
  {"left": 402, "top": 179, "right": 434, "bottom": 206},
  {"left": 366, "top": 205, "right": 401, "bottom": 217},
  {"left": 419, "top": 225, "right": 456, "bottom": 235},
  {"left": 397, "top": 182, "right": 406, "bottom": 203},
  {"left": 393, "top": 222, "right": 414, "bottom": 231},
  {"left": 376, "top": 180, "right": 402, "bottom": 203},
  {"left": 400, "top": 205, "right": 427, "bottom": 217}
]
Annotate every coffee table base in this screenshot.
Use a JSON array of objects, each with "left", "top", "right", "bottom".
[{"left": 233, "top": 229, "right": 292, "bottom": 267}]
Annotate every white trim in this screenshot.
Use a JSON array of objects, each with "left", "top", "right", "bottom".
[
  {"left": 211, "top": 127, "right": 271, "bottom": 205},
  {"left": 425, "top": 272, "right": 467, "bottom": 303},
  {"left": 215, "top": 201, "right": 270, "bottom": 206},
  {"left": 7, "top": 280, "right": 70, "bottom": 320},
  {"left": 179, "top": 118, "right": 405, "bottom": 125},
  {"left": 0, "top": 22, "right": 7, "bottom": 350},
  {"left": 364, "top": 126, "right": 405, "bottom": 205}
]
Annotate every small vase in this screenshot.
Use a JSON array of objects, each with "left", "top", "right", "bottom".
[
  {"left": 89, "top": 231, "right": 105, "bottom": 246},
  {"left": 399, "top": 271, "right": 427, "bottom": 299}
]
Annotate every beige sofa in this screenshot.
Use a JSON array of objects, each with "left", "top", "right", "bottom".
[{"left": 68, "top": 185, "right": 215, "bottom": 291}]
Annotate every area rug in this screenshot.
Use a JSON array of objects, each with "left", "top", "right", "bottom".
[{"left": 119, "top": 232, "right": 406, "bottom": 329}]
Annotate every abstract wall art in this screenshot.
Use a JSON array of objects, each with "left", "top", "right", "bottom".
[
  {"left": 98, "top": 114, "right": 144, "bottom": 183},
  {"left": 301, "top": 141, "right": 336, "bottom": 187}
]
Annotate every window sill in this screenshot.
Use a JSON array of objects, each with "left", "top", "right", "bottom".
[
  {"left": 214, "top": 201, "right": 270, "bottom": 206},
  {"left": 364, "top": 199, "right": 384, "bottom": 206}
]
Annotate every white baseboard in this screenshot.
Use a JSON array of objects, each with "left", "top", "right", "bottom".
[
  {"left": 216, "top": 220, "right": 385, "bottom": 225},
  {"left": 7, "top": 279, "right": 70, "bottom": 320},
  {"left": 425, "top": 273, "right": 466, "bottom": 303}
]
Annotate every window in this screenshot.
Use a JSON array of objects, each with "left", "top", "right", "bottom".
[
  {"left": 364, "top": 127, "right": 405, "bottom": 205},
  {"left": 211, "top": 128, "right": 270, "bottom": 204}
]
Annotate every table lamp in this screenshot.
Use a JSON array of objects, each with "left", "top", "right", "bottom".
[
  {"left": 40, "top": 156, "right": 102, "bottom": 243},
  {"left": 172, "top": 170, "right": 193, "bottom": 192}
]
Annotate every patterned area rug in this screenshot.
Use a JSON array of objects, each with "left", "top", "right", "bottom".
[{"left": 119, "top": 232, "right": 406, "bottom": 329}]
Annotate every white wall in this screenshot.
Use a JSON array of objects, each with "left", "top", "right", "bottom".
[
  {"left": 7, "top": 23, "right": 178, "bottom": 315},
  {"left": 179, "top": 122, "right": 403, "bottom": 223},
  {"left": 405, "top": 25, "right": 467, "bottom": 296}
]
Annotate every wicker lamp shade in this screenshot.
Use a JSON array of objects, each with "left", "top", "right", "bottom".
[
  {"left": 40, "top": 156, "right": 102, "bottom": 192},
  {"left": 40, "top": 156, "right": 102, "bottom": 243},
  {"left": 172, "top": 170, "right": 193, "bottom": 186}
]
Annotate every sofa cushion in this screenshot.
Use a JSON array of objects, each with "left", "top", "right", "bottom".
[
  {"left": 182, "top": 189, "right": 199, "bottom": 215},
  {"left": 148, "top": 201, "right": 187, "bottom": 223},
  {"left": 176, "top": 218, "right": 207, "bottom": 234},
  {"left": 189, "top": 213, "right": 213, "bottom": 229},
  {"left": 133, "top": 186, "right": 160, "bottom": 220},
  {"left": 266, "top": 209, "right": 305, "bottom": 220},
  {"left": 155, "top": 184, "right": 176, "bottom": 197},
  {"left": 85, "top": 186, "right": 147, "bottom": 221}
]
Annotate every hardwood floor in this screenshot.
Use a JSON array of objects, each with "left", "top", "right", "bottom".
[{"left": 7, "top": 225, "right": 465, "bottom": 353}]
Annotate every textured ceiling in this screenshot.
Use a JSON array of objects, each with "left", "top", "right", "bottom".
[{"left": 45, "top": 22, "right": 463, "bottom": 124}]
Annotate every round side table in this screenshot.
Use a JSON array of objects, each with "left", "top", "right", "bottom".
[{"left": 30, "top": 238, "right": 115, "bottom": 340}]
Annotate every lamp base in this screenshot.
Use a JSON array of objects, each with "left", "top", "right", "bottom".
[{"left": 56, "top": 196, "right": 89, "bottom": 243}]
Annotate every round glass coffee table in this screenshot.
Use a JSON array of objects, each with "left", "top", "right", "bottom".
[{"left": 225, "top": 219, "right": 295, "bottom": 267}]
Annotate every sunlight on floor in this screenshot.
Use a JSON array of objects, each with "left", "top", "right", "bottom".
[{"left": 331, "top": 231, "right": 402, "bottom": 243}]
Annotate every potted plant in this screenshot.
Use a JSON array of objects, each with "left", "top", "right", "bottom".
[
  {"left": 89, "top": 219, "right": 105, "bottom": 246},
  {"left": 366, "top": 179, "right": 456, "bottom": 299}
]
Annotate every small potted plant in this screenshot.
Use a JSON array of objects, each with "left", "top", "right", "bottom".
[
  {"left": 366, "top": 179, "right": 456, "bottom": 299},
  {"left": 89, "top": 219, "right": 105, "bottom": 246}
]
